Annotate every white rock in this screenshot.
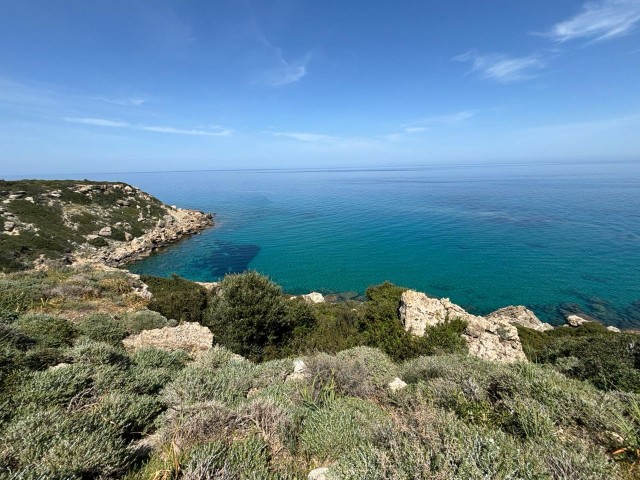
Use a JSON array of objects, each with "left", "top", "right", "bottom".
[
  {"left": 98, "top": 226, "right": 112, "bottom": 237},
  {"left": 308, "top": 467, "right": 329, "bottom": 480},
  {"left": 487, "top": 306, "right": 553, "bottom": 332},
  {"left": 4, "top": 221, "right": 15, "bottom": 232},
  {"left": 302, "top": 292, "right": 325, "bottom": 304},
  {"left": 124, "top": 232, "right": 133, "bottom": 241},
  {"left": 400, "top": 290, "right": 527, "bottom": 363},
  {"left": 24, "top": 196, "right": 34, "bottom": 203},
  {"left": 286, "top": 358, "right": 309, "bottom": 382},
  {"left": 566, "top": 314, "right": 589, "bottom": 327},
  {"left": 607, "top": 326, "right": 621, "bottom": 333},
  {"left": 388, "top": 377, "right": 407, "bottom": 392},
  {"left": 122, "top": 322, "right": 213, "bottom": 355}
]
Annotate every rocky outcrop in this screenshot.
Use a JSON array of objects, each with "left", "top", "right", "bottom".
[
  {"left": 302, "top": 292, "right": 325, "bottom": 304},
  {"left": 400, "top": 290, "right": 527, "bottom": 363},
  {"left": 286, "top": 359, "right": 309, "bottom": 382},
  {"left": 308, "top": 467, "right": 329, "bottom": 480},
  {"left": 566, "top": 314, "right": 589, "bottom": 327},
  {"left": 487, "top": 306, "right": 553, "bottom": 332},
  {"left": 607, "top": 325, "right": 621, "bottom": 333},
  {"left": 122, "top": 322, "right": 213, "bottom": 355},
  {"left": 399, "top": 290, "right": 475, "bottom": 336}
]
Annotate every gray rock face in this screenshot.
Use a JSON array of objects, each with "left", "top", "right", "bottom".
[
  {"left": 400, "top": 290, "right": 527, "bottom": 363},
  {"left": 122, "top": 322, "right": 213, "bottom": 356},
  {"left": 302, "top": 292, "right": 325, "bottom": 304},
  {"left": 487, "top": 306, "right": 553, "bottom": 332},
  {"left": 400, "top": 290, "right": 475, "bottom": 336},
  {"left": 566, "top": 314, "right": 589, "bottom": 327},
  {"left": 98, "top": 226, "right": 112, "bottom": 237}
]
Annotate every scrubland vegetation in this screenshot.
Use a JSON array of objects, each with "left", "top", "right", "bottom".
[{"left": 1, "top": 267, "right": 640, "bottom": 479}]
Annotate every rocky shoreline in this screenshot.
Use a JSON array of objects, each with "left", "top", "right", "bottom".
[{"left": 75, "top": 205, "right": 213, "bottom": 267}]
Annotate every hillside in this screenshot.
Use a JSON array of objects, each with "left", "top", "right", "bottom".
[
  {"left": 1, "top": 181, "right": 640, "bottom": 479},
  {"left": 0, "top": 180, "right": 213, "bottom": 273}
]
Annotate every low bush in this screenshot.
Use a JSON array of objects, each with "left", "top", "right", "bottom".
[
  {"left": 76, "top": 313, "right": 128, "bottom": 345},
  {"left": 122, "top": 309, "right": 177, "bottom": 334},
  {"left": 14, "top": 313, "right": 77, "bottom": 348},
  {"left": 142, "top": 274, "right": 208, "bottom": 323}
]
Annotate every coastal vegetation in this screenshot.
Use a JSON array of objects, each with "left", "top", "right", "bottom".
[{"left": 1, "top": 266, "right": 640, "bottom": 479}]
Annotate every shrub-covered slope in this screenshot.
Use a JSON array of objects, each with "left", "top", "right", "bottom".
[
  {"left": 0, "top": 180, "right": 212, "bottom": 273},
  {"left": 2, "top": 267, "right": 640, "bottom": 479}
]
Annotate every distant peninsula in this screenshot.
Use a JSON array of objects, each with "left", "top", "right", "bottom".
[{"left": 0, "top": 179, "right": 213, "bottom": 272}]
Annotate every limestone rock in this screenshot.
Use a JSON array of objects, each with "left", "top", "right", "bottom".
[
  {"left": 116, "top": 199, "right": 131, "bottom": 207},
  {"left": 401, "top": 290, "right": 527, "bottom": 363},
  {"left": 122, "top": 322, "right": 213, "bottom": 355},
  {"left": 48, "top": 362, "right": 71, "bottom": 371},
  {"left": 302, "top": 292, "right": 325, "bottom": 304},
  {"left": 399, "top": 290, "right": 475, "bottom": 336},
  {"left": 308, "top": 467, "right": 329, "bottom": 480},
  {"left": 195, "top": 281, "right": 220, "bottom": 293},
  {"left": 607, "top": 325, "right": 621, "bottom": 333},
  {"left": 463, "top": 316, "right": 527, "bottom": 363},
  {"left": 286, "top": 358, "right": 309, "bottom": 382},
  {"left": 487, "top": 306, "right": 553, "bottom": 331},
  {"left": 388, "top": 377, "right": 408, "bottom": 392},
  {"left": 124, "top": 232, "right": 133, "bottom": 242},
  {"left": 566, "top": 314, "right": 589, "bottom": 327},
  {"left": 4, "top": 221, "right": 15, "bottom": 232},
  {"left": 98, "top": 226, "right": 112, "bottom": 237}
]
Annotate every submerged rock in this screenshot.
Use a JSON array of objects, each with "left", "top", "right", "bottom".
[{"left": 487, "top": 305, "right": 553, "bottom": 331}]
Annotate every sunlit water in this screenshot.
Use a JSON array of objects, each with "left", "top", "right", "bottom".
[{"left": 19, "top": 162, "right": 640, "bottom": 327}]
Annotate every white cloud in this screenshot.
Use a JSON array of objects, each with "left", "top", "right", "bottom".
[
  {"left": 385, "top": 110, "right": 478, "bottom": 141},
  {"left": 454, "top": 52, "right": 544, "bottom": 83},
  {"left": 97, "top": 97, "right": 148, "bottom": 107},
  {"left": 548, "top": 0, "right": 640, "bottom": 42},
  {"left": 255, "top": 33, "right": 312, "bottom": 87},
  {"left": 63, "top": 117, "right": 232, "bottom": 137},
  {"left": 63, "top": 117, "right": 130, "bottom": 128},
  {"left": 270, "top": 131, "right": 339, "bottom": 142}
]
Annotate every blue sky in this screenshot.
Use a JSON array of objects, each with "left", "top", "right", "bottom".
[{"left": 1, "top": 0, "right": 640, "bottom": 174}]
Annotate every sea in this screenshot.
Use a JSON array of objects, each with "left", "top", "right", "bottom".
[{"left": 14, "top": 162, "right": 640, "bottom": 328}]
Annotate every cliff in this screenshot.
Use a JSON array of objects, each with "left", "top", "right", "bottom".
[{"left": 0, "top": 179, "right": 212, "bottom": 272}]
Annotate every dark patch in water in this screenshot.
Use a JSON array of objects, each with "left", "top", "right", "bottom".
[{"left": 205, "top": 242, "right": 260, "bottom": 277}]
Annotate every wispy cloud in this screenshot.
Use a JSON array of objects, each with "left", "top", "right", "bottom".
[
  {"left": 256, "top": 34, "right": 312, "bottom": 87},
  {"left": 95, "top": 97, "right": 148, "bottom": 107},
  {"left": 453, "top": 52, "right": 545, "bottom": 83},
  {"left": 270, "top": 131, "right": 339, "bottom": 142},
  {"left": 63, "top": 117, "right": 233, "bottom": 137},
  {"left": 384, "top": 110, "right": 478, "bottom": 141},
  {"left": 547, "top": 0, "right": 640, "bottom": 42}
]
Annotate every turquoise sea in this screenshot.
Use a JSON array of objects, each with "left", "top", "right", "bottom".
[{"left": 25, "top": 162, "right": 640, "bottom": 328}]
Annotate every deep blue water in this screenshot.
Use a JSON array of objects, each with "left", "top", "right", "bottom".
[{"left": 15, "top": 162, "right": 640, "bottom": 327}]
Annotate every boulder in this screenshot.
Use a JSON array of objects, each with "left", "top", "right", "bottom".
[
  {"left": 566, "top": 314, "right": 589, "bottom": 327},
  {"left": 122, "top": 322, "right": 213, "bottom": 355},
  {"left": 463, "top": 316, "right": 528, "bottom": 363},
  {"left": 116, "top": 199, "right": 131, "bottom": 207},
  {"left": 98, "top": 226, "right": 112, "bottom": 237},
  {"left": 4, "top": 221, "right": 15, "bottom": 232},
  {"left": 607, "top": 325, "right": 621, "bottom": 333},
  {"left": 286, "top": 358, "right": 309, "bottom": 382},
  {"left": 302, "top": 292, "right": 325, "bottom": 304},
  {"left": 487, "top": 306, "right": 553, "bottom": 331},
  {"left": 388, "top": 377, "right": 408, "bottom": 392},
  {"left": 400, "top": 290, "right": 527, "bottom": 363},
  {"left": 399, "top": 290, "right": 475, "bottom": 336},
  {"left": 124, "top": 232, "right": 133, "bottom": 242},
  {"left": 308, "top": 467, "right": 329, "bottom": 480}
]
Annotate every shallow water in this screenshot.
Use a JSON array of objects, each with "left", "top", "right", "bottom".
[{"left": 23, "top": 162, "right": 640, "bottom": 327}]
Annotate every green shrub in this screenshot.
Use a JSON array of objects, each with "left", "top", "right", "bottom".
[
  {"left": 299, "top": 397, "right": 391, "bottom": 462},
  {"left": 76, "top": 313, "right": 128, "bottom": 345},
  {"left": 88, "top": 236, "right": 109, "bottom": 247},
  {"left": 95, "top": 392, "right": 163, "bottom": 438},
  {"left": 14, "top": 313, "right": 77, "bottom": 348},
  {"left": 518, "top": 324, "right": 640, "bottom": 393},
  {"left": 122, "top": 309, "right": 177, "bottom": 334},
  {"left": 142, "top": 274, "right": 208, "bottom": 323},
  {"left": 67, "top": 340, "right": 130, "bottom": 368},
  {"left": 204, "top": 271, "right": 292, "bottom": 360}
]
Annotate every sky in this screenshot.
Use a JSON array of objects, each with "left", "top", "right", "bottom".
[{"left": 1, "top": 0, "right": 640, "bottom": 174}]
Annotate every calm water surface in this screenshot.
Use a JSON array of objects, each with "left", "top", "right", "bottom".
[{"left": 27, "top": 163, "right": 640, "bottom": 327}]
